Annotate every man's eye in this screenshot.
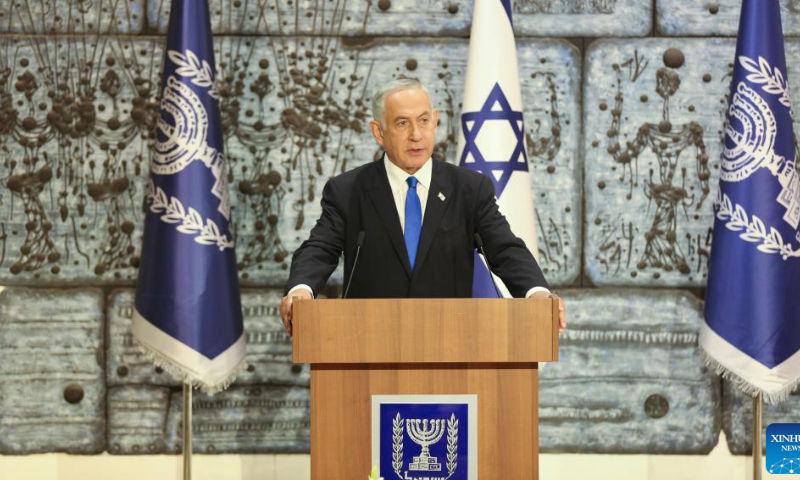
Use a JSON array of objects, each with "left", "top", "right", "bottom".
[
  {"left": 419, "top": 117, "right": 429, "bottom": 125},
  {"left": 397, "top": 121, "right": 408, "bottom": 128}
]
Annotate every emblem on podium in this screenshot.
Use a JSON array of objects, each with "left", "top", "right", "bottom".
[{"left": 372, "top": 395, "right": 477, "bottom": 480}]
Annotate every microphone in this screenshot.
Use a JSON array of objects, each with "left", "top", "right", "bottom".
[
  {"left": 474, "top": 233, "right": 503, "bottom": 298},
  {"left": 343, "top": 231, "right": 365, "bottom": 298}
]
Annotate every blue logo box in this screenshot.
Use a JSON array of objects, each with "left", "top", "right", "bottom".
[
  {"left": 767, "top": 423, "right": 800, "bottom": 474},
  {"left": 372, "top": 395, "right": 478, "bottom": 480}
]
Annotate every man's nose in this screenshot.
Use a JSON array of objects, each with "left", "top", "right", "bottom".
[{"left": 409, "top": 123, "right": 423, "bottom": 140}]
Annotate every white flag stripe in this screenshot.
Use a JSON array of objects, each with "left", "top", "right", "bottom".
[
  {"left": 700, "top": 322, "right": 800, "bottom": 396},
  {"left": 498, "top": 169, "right": 538, "bottom": 259},
  {"left": 133, "top": 308, "right": 247, "bottom": 391},
  {"left": 459, "top": 0, "right": 524, "bottom": 112}
]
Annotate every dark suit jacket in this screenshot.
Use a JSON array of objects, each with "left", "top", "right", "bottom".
[{"left": 284, "top": 159, "right": 549, "bottom": 298}]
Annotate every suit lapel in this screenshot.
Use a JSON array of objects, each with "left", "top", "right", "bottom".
[
  {"left": 366, "top": 161, "right": 413, "bottom": 278},
  {"left": 413, "top": 161, "right": 453, "bottom": 278}
]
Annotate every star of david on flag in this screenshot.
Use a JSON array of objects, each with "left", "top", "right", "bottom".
[
  {"left": 132, "top": 0, "right": 246, "bottom": 394},
  {"left": 701, "top": 0, "right": 800, "bottom": 404},
  {"left": 455, "top": 0, "right": 540, "bottom": 298},
  {"left": 460, "top": 83, "right": 529, "bottom": 197}
]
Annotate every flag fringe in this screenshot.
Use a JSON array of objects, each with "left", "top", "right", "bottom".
[
  {"left": 701, "top": 348, "right": 800, "bottom": 405},
  {"left": 134, "top": 339, "right": 247, "bottom": 395}
]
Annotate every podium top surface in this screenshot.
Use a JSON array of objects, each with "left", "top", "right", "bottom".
[{"left": 292, "top": 298, "right": 558, "bottom": 364}]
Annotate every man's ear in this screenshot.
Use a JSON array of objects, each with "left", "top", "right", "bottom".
[
  {"left": 369, "top": 120, "right": 384, "bottom": 147},
  {"left": 432, "top": 108, "right": 440, "bottom": 128}
]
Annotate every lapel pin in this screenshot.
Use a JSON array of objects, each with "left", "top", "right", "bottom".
[{"left": 438, "top": 192, "right": 446, "bottom": 202}]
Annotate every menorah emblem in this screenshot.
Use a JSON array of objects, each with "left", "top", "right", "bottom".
[
  {"left": 406, "top": 418, "right": 446, "bottom": 471},
  {"left": 722, "top": 65, "right": 800, "bottom": 229},
  {"left": 152, "top": 51, "right": 231, "bottom": 221}
]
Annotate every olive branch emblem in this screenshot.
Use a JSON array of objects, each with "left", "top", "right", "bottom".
[
  {"left": 445, "top": 413, "right": 458, "bottom": 478},
  {"left": 146, "top": 180, "right": 235, "bottom": 251},
  {"left": 392, "top": 413, "right": 404, "bottom": 479},
  {"left": 739, "top": 55, "right": 791, "bottom": 109},
  {"left": 168, "top": 49, "right": 220, "bottom": 100},
  {"left": 716, "top": 190, "right": 800, "bottom": 260}
]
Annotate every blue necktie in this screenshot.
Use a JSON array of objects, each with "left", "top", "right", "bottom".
[{"left": 404, "top": 176, "right": 422, "bottom": 270}]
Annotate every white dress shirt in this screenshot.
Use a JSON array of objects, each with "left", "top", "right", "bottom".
[
  {"left": 288, "top": 154, "right": 549, "bottom": 298},
  {"left": 384, "top": 155, "right": 431, "bottom": 233}
]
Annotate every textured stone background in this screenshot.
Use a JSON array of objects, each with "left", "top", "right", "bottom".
[
  {"left": 540, "top": 289, "right": 721, "bottom": 454},
  {"left": 0, "top": 0, "right": 795, "bottom": 455}
]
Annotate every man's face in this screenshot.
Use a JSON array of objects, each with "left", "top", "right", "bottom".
[{"left": 369, "top": 87, "right": 439, "bottom": 174}]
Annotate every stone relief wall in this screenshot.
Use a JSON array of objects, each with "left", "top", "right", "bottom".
[
  {"left": 0, "top": 0, "right": 795, "bottom": 455},
  {"left": 540, "top": 289, "right": 721, "bottom": 454}
]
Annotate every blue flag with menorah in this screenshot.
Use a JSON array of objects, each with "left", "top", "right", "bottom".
[
  {"left": 701, "top": 0, "right": 800, "bottom": 404},
  {"left": 455, "top": 0, "right": 541, "bottom": 298},
  {"left": 132, "top": 0, "right": 246, "bottom": 394}
]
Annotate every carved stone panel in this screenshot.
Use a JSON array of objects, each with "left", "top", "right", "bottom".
[
  {"left": 540, "top": 289, "right": 722, "bottom": 453},
  {"left": 107, "top": 288, "right": 309, "bottom": 387},
  {"left": 513, "top": 0, "right": 651, "bottom": 37},
  {"left": 164, "top": 385, "right": 310, "bottom": 453},
  {"left": 0, "top": 36, "right": 161, "bottom": 285},
  {"left": 584, "top": 39, "right": 800, "bottom": 287},
  {"left": 0, "top": 36, "right": 580, "bottom": 287},
  {"left": 107, "top": 385, "right": 170, "bottom": 454},
  {"left": 146, "top": 0, "right": 650, "bottom": 37},
  {"left": 583, "top": 39, "right": 735, "bottom": 287},
  {"left": 238, "top": 289, "right": 310, "bottom": 385},
  {"left": 0, "top": 1, "right": 145, "bottom": 34},
  {"left": 107, "top": 384, "right": 309, "bottom": 454},
  {"left": 146, "top": 0, "right": 471, "bottom": 36},
  {"left": 657, "top": 0, "right": 800, "bottom": 36},
  {"left": 0, "top": 287, "right": 105, "bottom": 453},
  {"left": 722, "top": 380, "right": 800, "bottom": 455}
]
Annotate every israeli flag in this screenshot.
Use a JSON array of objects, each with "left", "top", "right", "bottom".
[
  {"left": 456, "top": 0, "right": 538, "bottom": 298},
  {"left": 133, "top": 0, "right": 246, "bottom": 394},
  {"left": 702, "top": 0, "right": 800, "bottom": 404}
]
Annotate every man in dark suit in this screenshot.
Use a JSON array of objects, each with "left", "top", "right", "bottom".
[{"left": 280, "top": 79, "right": 565, "bottom": 335}]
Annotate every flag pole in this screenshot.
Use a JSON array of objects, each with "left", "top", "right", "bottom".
[
  {"left": 183, "top": 382, "right": 193, "bottom": 480},
  {"left": 753, "top": 392, "right": 762, "bottom": 480}
]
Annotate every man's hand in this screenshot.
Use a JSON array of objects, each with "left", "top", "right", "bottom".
[
  {"left": 529, "top": 291, "right": 567, "bottom": 334},
  {"left": 280, "top": 289, "right": 314, "bottom": 337}
]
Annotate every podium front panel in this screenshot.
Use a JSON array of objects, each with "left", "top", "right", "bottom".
[{"left": 309, "top": 363, "right": 539, "bottom": 480}]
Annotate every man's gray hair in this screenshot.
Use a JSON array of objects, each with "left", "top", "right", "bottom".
[{"left": 371, "top": 78, "right": 432, "bottom": 127}]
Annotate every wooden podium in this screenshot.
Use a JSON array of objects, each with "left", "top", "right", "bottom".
[{"left": 292, "top": 298, "right": 559, "bottom": 480}]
